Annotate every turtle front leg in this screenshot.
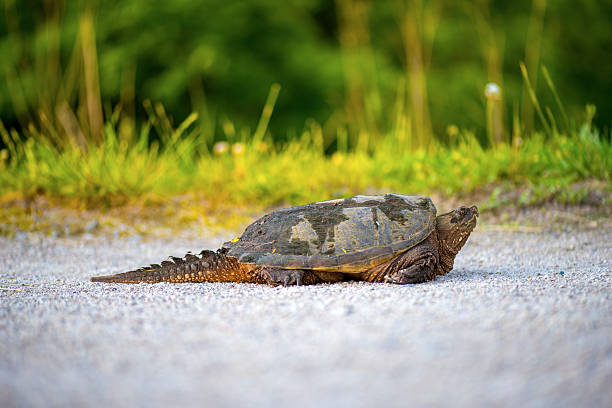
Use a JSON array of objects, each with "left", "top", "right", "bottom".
[
  {"left": 260, "top": 267, "right": 323, "bottom": 286},
  {"left": 382, "top": 253, "right": 437, "bottom": 284},
  {"left": 362, "top": 235, "right": 439, "bottom": 284}
]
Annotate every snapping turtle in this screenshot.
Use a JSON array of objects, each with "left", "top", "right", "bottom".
[{"left": 91, "top": 194, "right": 478, "bottom": 285}]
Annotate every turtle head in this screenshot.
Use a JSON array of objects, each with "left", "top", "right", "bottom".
[{"left": 435, "top": 205, "right": 478, "bottom": 274}]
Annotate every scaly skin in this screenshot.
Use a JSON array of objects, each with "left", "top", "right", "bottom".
[{"left": 90, "top": 250, "right": 265, "bottom": 284}]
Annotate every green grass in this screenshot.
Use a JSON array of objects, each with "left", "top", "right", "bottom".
[
  {"left": 1, "top": 105, "right": 610, "bottom": 214},
  {"left": 0, "top": 64, "right": 610, "bottom": 217},
  {"left": 2, "top": 6, "right": 610, "bottom": 221}
]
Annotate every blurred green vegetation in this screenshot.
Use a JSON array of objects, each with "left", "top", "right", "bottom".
[
  {"left": 1, "top": 103, "right": 609, "bottom": 209},
  {"left": 1, "top": 0, "right": 610, "bottom": 145},
  {"left": 0, "top": 0, "right": 610, "bottom": 215}
]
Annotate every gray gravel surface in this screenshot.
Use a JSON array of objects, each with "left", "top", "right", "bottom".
[{"left": 1, "top": 226, "right": 611, "bottom": 408}]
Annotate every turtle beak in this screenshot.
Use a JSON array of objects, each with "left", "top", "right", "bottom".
[{"left": 466, "top": 205, "right": 479, "bottom": 227}]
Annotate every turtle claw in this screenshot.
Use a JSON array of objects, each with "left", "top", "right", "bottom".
[
  {"left": 384, "top": 264, "right": 433, "bottom": 284},
  {"left": 384, "top": 267, "right": 422, "bottom": 284},
  {"left": 261, "top": 268, "right": 304, "bottom": 286}
]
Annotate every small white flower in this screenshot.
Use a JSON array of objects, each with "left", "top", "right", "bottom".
[
  {"left": 213, "top": 141, "right": 229, "bottom": 154},
  {"left": 485, "top": 82, "right": 501, "bottom": 100}
]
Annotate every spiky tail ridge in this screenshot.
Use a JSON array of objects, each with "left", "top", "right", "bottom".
[{"left": 90, "top": 250, "right": 264, "bottom": 284}]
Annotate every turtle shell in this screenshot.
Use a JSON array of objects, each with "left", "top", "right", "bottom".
[{"left": 222, "top": 194, "right": 437, "bottom": 273}]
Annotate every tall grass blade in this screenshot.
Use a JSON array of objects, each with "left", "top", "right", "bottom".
[
  {"left": 541, "top": 66, "right": 570, "bottom": 133},
  {"left": 520, "top": 62, "right": 552, "bottom": 136},
  {"left": 512, "top": 101, "right": 522, "bottom": 147},
  {"left": 0, "top": 121, "right": 17, "bottom": 159},
  {"left": 172, "top": 112, "right": 199, "bottom": 141},
  {"left": 253, "top": 83, "right": 281, "bottom": 146},
  {"left": 521, "top": 0, "right": 547, "bottom": 135},
  {"left": 79, "top": 10, "right": 104, "bottom": 143},
  {"left": 545, "top": 106, "right": 558, "bottom": 136}
]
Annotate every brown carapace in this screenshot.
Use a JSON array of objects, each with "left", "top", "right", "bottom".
[{"left": 91, "top": 194, "right": 478, "bottom": 285}]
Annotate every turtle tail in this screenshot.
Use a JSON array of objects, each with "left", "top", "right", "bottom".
[{"left": 90, "top": 250, "right": 263, "bottom": 284}]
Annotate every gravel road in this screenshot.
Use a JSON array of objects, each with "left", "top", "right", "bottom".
[{"left": 1, "top": 224, "right": 611, "bottom": 407}]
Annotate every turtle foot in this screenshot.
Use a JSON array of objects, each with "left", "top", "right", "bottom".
[
  {"left": 384, "top": 255, "right": 437, "bottom": 284},
  {"left": 261, "top": 268, "right": 305, "bottom": 286}
]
